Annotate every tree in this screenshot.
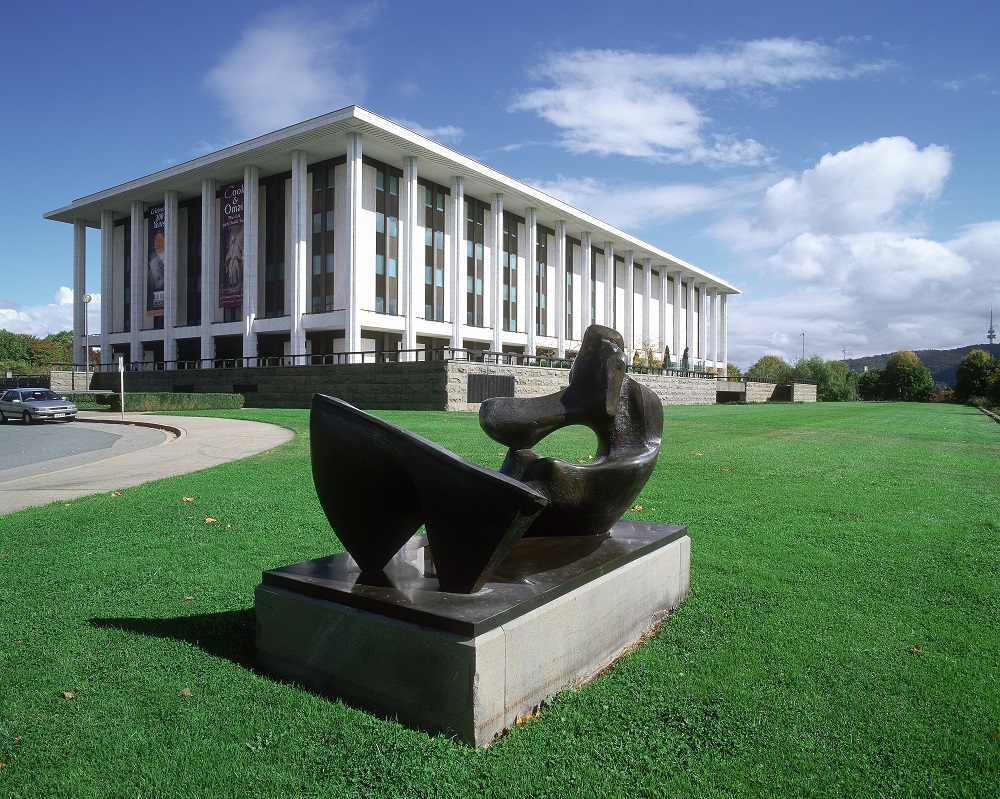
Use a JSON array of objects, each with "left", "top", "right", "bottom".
[
  {"left": 955, "top": 349, "right": 997, "bottom": 403},
  {"left": 745, "top": 354, "right": 792, "bottom": 383},
  {"left": 821, "top": 360, "right": 860, "bottom": 402},
  {"left": 680, "top": 347, "right": 690, "bottom": 371},
  {"left": 857, "top": 368, "right": 883, "bottom": 400},
  {"left": 726, "top": 363, "right": 742, "bottom": 379},
  {"left": 881, "top": 350, "right": 933, "bottom": 402}
]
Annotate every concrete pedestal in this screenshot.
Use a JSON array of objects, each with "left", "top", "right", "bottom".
[{"left": 255, "top": 520, "right": 689, "bottom": 746}]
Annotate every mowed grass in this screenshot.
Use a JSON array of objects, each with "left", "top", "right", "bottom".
[{"left": 1, "top": 402, "right": 998, "bottom": 798}]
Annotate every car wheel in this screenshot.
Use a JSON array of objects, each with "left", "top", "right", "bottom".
[{"left": 23, "top": 410, "right": 32, "bottom": 425}]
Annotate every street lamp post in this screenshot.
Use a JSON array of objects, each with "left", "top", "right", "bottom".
[
  {"left": 82, "top": 294, "right": 93, "bottom": 389},
  {"left": 800, "top": 331, "right": 805, "bottom": 362}
]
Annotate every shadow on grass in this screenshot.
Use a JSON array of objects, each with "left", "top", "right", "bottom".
[{"left": 89, "top": 608, "right": 256, "bottom": 669}]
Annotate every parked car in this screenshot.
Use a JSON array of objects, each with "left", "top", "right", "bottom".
[{"left": 0, "top": 388, "right": 78, "bottom": 424}]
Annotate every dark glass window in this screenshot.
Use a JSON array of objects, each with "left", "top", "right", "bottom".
[
  {"left": 114, "top": 217, "right": 131, "bottom": 333},
  {"left": 262, "top": 174, "right": 287, "bottom": 317},
  {"left": 535, "top": 225, "right": 553, "bottom": 337},
  {"left": 502, "top": 211, "right": 523, "bottom": 332},
  {"left": 590, "top": 246, "right": 602, "bottom": 326},
  {"left": 421, "top": 180, "right": 447, "bottom": 322},
  {"left": 374, "top": 162, "right": 401, "bottom": 315},
  {"left": 466, "top": 197, "right": 488, "bottom": 327},
  {"left": 309, "top": 158, "right": 338, "bottom": 313},
  {"left": 565, "top": 236, "right": 579, "bottom": 340},
  {"left": 182, "top": 200, "right": 201, "bottom": 326}
]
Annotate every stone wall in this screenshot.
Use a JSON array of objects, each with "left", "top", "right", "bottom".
[
  {"left": 86, "top": 362, "right": 725, "bottom": 411},
  {"left": 791, "top": 382, "right": 818, "bottom": 402},
  {"left": 50, "top": 371, "right": 94, "bottom": 393}
]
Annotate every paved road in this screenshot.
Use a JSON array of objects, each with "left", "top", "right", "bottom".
[{"left": 0, "top": 412, "right": 295, "bottom": 514}]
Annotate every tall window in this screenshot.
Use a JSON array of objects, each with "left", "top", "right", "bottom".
[
  {"left": 565, "top": 236, "right": 579, "bottom": 340},
  {"left": 466, "top": 197, "right": 487, "bottom": 327},
  {"left": 262, "top": 174, "right": 287, "bottom": 317},
  {"left": 613, "top": 254, "right": 624, "bottom": 330},
  {"left": 309, "top": 158, "right": 337, "bottom": 313},
  {"left": 590, "top": 247, "right": 602, "bottom": 326},
  {"left": 536, "top": 225, "right": 552, "bottom": 336},
  {"left": 502, "top": 211, "right": 522, "bottom": 332},
  {"left": 182, "top": 200, "right": 201, "bottom": 326},
  {"left": 422, "top": 180, "right": 447, "bottom": 322},
  {"left": 115, "top": 218, "right": 131, "bottom": 333},
  {"left": 374, "top": 162, "right": 401, "bottom": 315}
]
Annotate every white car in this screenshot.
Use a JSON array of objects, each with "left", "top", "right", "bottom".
[{"left": 0, "top": 388, "right": 78, "bottom": 424}]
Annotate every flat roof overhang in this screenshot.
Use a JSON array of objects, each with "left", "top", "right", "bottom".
[{"left": 45, "top": 105, "right": 740, "bottom": 295}]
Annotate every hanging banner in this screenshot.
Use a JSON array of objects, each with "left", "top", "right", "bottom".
[
  {"left": 219, "top": 181, "right": 244, "bottom": 308},
  {"left": 146, "top": 204, "right": 165, "bottom": 317}
]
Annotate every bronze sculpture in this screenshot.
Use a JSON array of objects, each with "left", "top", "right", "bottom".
[{"left": 310, "top": 324, "right": 663, "bottom": 594}]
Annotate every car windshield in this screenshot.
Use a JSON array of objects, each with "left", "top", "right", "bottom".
[{"left": 24, "top": 390, "right": 62, "bottom": 401}]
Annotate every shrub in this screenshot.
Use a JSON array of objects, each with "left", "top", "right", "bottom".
[
  {"left": 107, "top": 392, "right": 245, "bottom": 412},
  {"left": 955, "top": 349, "right": 998, "bottom": 404}
]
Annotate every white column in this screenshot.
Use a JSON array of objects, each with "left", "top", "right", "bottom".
[
  {"left": 580, "top": 232, "right": 592, "bottom": 330},
  {"left": 685, "top": 279, "right": 695, "bottom": 369},
  {"left": 344, "top": 133, "right": 363, "bottom": 361},
  {"left": 200, "top": 179, "right": 217, "bottom": 364},
  {"left": 100, "top": 210, "right": 114, "bottom": 367},
  {"left": 720, "top": 293, "right": 729, "bottom": 376},
  {"left": 163, "top": 190, "right": 179, "bottom": 366},
  {"left": 73, "top": 219, "right": 87, "bottom": 368},
  {"left": 697, "top": 281, "right": 707, "bottom": 369},
  {"left": 554, "top": 220, "right": 567, "bottom": 358},
  {"left": 671, "top": 270, "right": 683, "bottom": 365},
  {"left": 401, "top": 156, "right": 419, "bottom": 357},
  {"left": 491, "top": 193, "right": 504, "bottom": 354},
  {"left": 641, "top": 258, "right": 652, "bottom": 351},
  {"left": 289, "top": 151, "right": 308, "bottom": 360},
  {"left": 242, "top": 165, "right": 259, "bottom": 362},
  {"left": 602, "top": 241, "right": 614, "bottom": 327},
  {"left": 624, "top": 250, "right": 634, "bottom": 352},
  {"left": 710, "top": 287, "right": 719, "bottom": 370},
  {"left": 129, "top": 200, "right": 144, "bottom": 365},
  {"left": 449, "top": 176, "right": 465, "bottom": 349},
  {"left": 525, "top": 207, "right": 537, "bottom": 355}
]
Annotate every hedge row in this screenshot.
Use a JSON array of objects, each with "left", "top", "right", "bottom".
[{"left": 62, "top": 392, "right": 244, "bottom": 412}]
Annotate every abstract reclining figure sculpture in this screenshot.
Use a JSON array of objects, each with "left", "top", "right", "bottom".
[{"left": 310, "top": 325, "right": 663, "bottom": 594}]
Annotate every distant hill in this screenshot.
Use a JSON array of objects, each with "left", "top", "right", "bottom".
[{"left": 846, "top": 344, "right": 1000, "bottom": 388}]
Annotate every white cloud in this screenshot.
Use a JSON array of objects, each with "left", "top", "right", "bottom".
[
  {"left": 0, "top": 288, "right": 101, "bottom": 338},
  {"left": 203, "top": 5, "right": 375, "bottom": 138},
  {"left": 391, "top": 119, "right": 466, "bottom": 146},
  {"left": 511, "top": 38, "right": 890, "bottom": 165},
  {"left": 715, "top": 138, "right": 996, "bottom": 367},
  {"left": 524, "top": 175, "right": 741, "bottom": 229}
]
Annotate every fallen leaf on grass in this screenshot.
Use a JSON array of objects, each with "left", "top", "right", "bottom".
[
  {"left": 182, "top": 497, "right": 196, "bottom": 503},
  {"left": 184, "top": 596, "right": 195, "bottom": 601},
  {"left": 205, "top": 518, "right": 217, "bottom": 524},
  {"left": 514, "top": 710, "right": 540, "bottom": 726},
  {"left": 990, "top": 730, "right": 1000, "bottom": 740},
  {"left": 109, "top": 491, "right": 123, "bottom": 497},
  {"left": 909, "top": 645, "right": 922, "bottom": 654},
  {"left": 631, "top": 505, "right": 644, "bottom": 512},
  {"left": 719, "top": 468, "right": 733, "bottom": 472},
  {"left": 688, "top": 451, "right": 703, "bottom": 457},
  {"left": 178, "top": 688, "right": 191, "bottom": 696},
  {"left": 62, "top": 691, "right": 74, "bottom": 699}
]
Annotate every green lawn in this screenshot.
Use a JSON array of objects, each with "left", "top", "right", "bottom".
[{"left": 1, "top": 402, "right": 998, "bottom": 798}]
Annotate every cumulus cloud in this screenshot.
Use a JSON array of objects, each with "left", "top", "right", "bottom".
[
  {"left": 204, "top": 5, "right": 375, "bottom": 138},
  {"left": 718, "top": 137, "right": 997, "bottom": 367},
  {"left": 524, "top": 175, "right": 750, "bottom": 229},
  {"left": 0, "top": 288, "right": 101, "bottom": 338},
  {"left": 511, "top": 38, "right": 890, "bottom": 165}
]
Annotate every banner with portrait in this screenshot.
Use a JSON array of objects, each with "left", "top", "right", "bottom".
[
  {"left": 146, "top": 204, "right": 165, "bottom": 317},
  {"left": 219, "top": 181, "right": 244, "bottom": 308}
]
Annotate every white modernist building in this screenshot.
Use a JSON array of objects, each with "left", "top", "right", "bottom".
[{"left": 46, "top": 106, "right": 739, "bottom": 372}]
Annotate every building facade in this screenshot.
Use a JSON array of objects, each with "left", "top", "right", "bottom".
[{"left": 46, "top": 106, "right": 739, "bottom": 372}]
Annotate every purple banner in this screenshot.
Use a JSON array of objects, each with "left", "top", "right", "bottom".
[
  {"left": 146, "top": 204, "right": 165, "bottom": 317},
  {"left": 219, "top": 181, "right": 244, "bottom": 309}
]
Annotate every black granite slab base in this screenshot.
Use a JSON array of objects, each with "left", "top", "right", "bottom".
[{"left": 261, "top": 520, "right": 687, "bottom": 637}]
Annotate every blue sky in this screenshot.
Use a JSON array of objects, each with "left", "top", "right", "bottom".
[{"left": 2, "top": 0, "right": 997, "bottom": 368}]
